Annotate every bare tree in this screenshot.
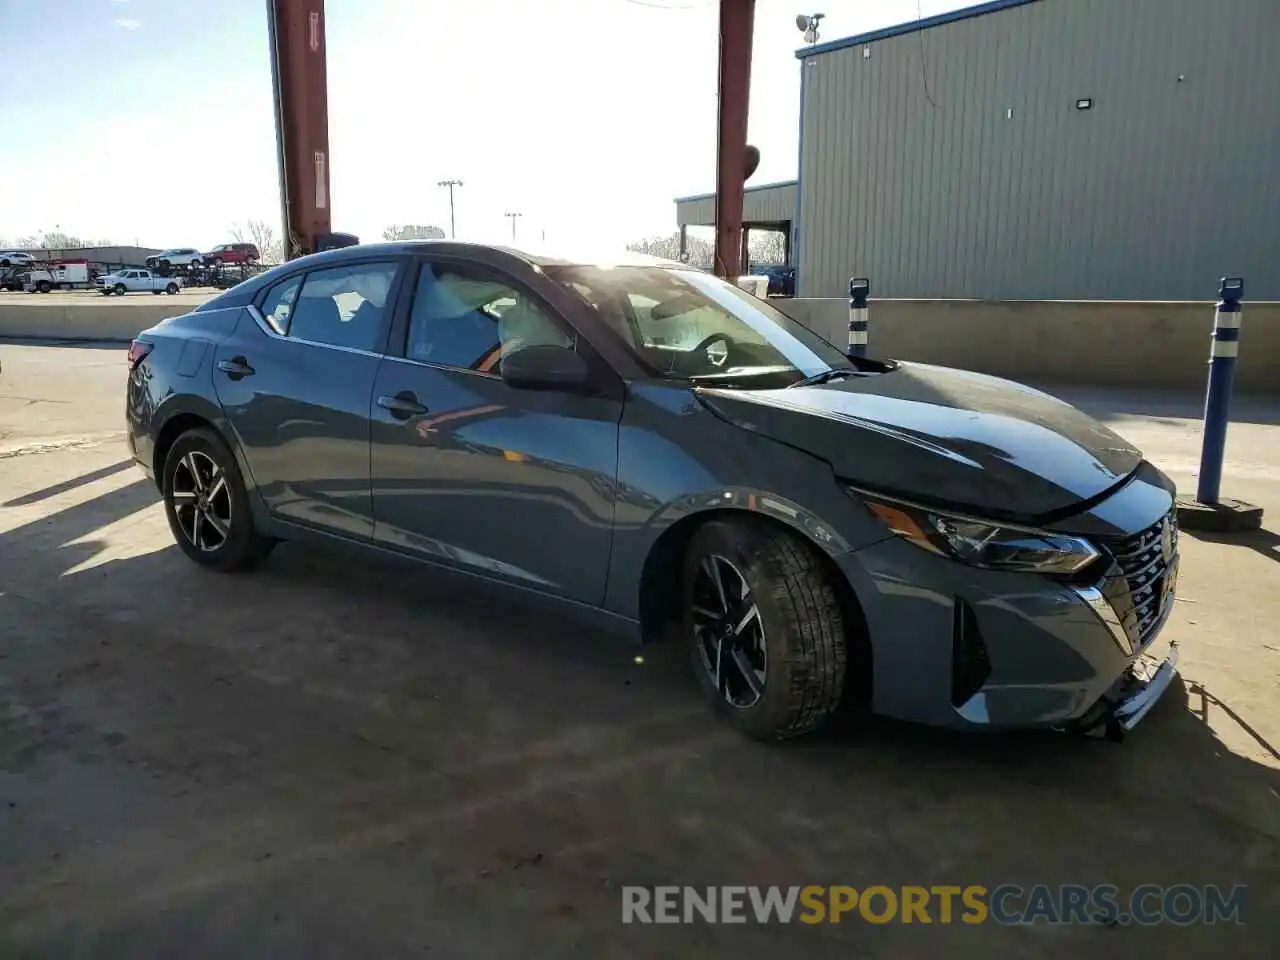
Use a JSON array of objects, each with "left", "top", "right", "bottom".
[
  {"left": 626, "top": 231, "right": 713, "bottom": 268},
  {"left": 38, "top": 231, "right": 87, "bottom": 250},
  {"left": 382, "top": 224, "right": 445, "bottom": 241},
  {"left": 746, "top": 230, "right": 787, "bottom": 266},
  {"left": 232, "top": 219, "right": 284, "bottom": 264}
]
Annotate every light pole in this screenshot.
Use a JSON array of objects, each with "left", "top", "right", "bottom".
[
  {"left": 504, "top": 211, "right": 522, "bottom": 243},
  {"left": 437, "top": 179, "right": 463, "bottom": 239}
]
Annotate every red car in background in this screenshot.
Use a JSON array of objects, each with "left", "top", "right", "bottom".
[{"left": 202, "top": 243, "right": 260, "bottom": 266}]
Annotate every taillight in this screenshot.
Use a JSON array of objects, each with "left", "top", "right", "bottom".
[{"left": 127, "top": 340, "right": 153, "bottom": 369}]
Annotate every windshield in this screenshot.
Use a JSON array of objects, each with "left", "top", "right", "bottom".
[{"left": 549, "top": 266, "right": 850, "bottom": 387}]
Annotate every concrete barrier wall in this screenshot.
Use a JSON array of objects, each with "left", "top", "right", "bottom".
[
  {"left": 4, "top": 293, "right": 1276, "bottom": 394},
  {"left": 0, "top": 293, "right": 212, "bottom": 343},
  {"left": 777, "top": 298, "right": 1280, "bottom": 394}
]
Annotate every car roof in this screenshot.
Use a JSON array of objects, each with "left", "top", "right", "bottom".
[
  {"left": 279, "top": 240, "right": 682, "bottom": 270},
  {"left": 194, "top": 240, "right": 688, "bottom": 313}
]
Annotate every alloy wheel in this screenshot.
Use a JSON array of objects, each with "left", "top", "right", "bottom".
[
  {"left": 691, "top": 554, "right": 767, "bottom": 709},
  {"left": 171, "top": 450, "right": 232, "bottom": 552}
]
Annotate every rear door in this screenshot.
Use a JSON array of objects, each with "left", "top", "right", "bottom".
[
  {"left": 213, "top": 256, "right": 408, "bottom": 540},
  {"left": 369, "top": 255, "right": 623, "bottom": 604}
]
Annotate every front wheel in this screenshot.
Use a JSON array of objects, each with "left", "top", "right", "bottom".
[
  {"left": 113, "top": 283, "right": 126, "bottom": 295},
  {"left": 163, "top": 428, "right": 275, "bottom": 572},
  {"left": 682, "top": 519, "right": 848, "bottom": 740}
]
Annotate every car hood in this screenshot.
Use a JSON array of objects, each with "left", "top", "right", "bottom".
[{"left": 696, "top": 361, "right": 1143, "bottom": 522}]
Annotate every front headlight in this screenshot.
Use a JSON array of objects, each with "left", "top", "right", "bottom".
[{"left": 856, "top": 491, "right": 1100, "bottom": 575}]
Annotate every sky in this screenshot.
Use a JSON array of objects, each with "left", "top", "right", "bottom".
[{"left": 0, "top": 0, "right": 968, "bottom": 252}]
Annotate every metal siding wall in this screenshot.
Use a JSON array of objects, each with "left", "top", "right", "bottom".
[
  {"left": 797, "top": 0, "right": 1280, "bottom": 300},
  {"left": 675, "top": 183, "right": 796, "bottom": 227}
]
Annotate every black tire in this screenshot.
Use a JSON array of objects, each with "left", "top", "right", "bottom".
[
  {"left": 37, "top": 280, "right": 51, "bottom": 293},
  {"left": 682, "top": 519, "right": 847, "bottom": 740},
  {"left": 162, "top": 427, "right": 275, "bottom": 572},
  {"left": 165, "top": 283, "right": 179, "bottom": 294},
  {"left": 113, "top": 283, "right": 126, "bottom": 296}
]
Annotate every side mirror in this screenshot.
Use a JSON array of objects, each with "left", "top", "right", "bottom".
[{"left": 500, "top": 344, "right": 591, "bottom": 392}]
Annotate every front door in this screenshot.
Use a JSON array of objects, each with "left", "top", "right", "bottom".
[
  {"left": 369, "top": 258, "right": 622, "bottom": 605},
  {"left": 214, "top": 258, "right": 404, "bottom": 539}
]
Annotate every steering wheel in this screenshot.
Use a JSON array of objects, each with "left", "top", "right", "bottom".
[{"left": 686, "top": 332, "right": 735, "bottom": 371}]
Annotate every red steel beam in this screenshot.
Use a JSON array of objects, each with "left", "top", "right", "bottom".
[
  {"left": 267, "top": 0, "right": 332, "bottom": 259},
  {"left": 712, "top": 0, "right": 755, "bottom": 278}
]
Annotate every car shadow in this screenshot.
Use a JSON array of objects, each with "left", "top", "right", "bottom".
[
  {"left": 2, "top": 459, "right": 135, "bottom": 507},
  {"left": 1, "top": 476, "right": 1277, "bottom": 956}
]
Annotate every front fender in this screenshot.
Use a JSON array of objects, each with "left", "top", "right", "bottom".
[{"left": 603, "top": 383, "right": 889, "bottom": 620}]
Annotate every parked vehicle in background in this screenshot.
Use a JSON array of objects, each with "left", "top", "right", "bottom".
[
  {"left": 1, "top": 265, "right": 28, "bottom": 291},
  {"left": 146, "top": 248, "right": 203, "bottom": 270},
  {"left": 125, "top": 241, "right": 1182, "bottom": 743},
  {"left": 202, "top": 243, "right": 260, "bottom": 266},
  {"left": 0, "top": 251, "right": 36, "bottom": 268},
  {"left": 24, "top": 261, "right": 93, "bottom": 292},
  {"left": 96, "top": 268, "right": 181, "bottom": 295}
]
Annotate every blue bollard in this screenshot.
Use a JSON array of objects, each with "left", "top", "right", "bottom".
[
  {"left": 1196, "top": 277, "right": 1244, "bottom": 505},
  {"left": 848, "top": 277, "right": 870, "bottom": 359}
]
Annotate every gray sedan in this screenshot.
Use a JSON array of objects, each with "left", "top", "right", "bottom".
[{"left": 125, "top": 242, "right": 1180, "bottom": 740}]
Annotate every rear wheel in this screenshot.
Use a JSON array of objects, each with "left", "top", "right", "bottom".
[
  {"left": 162, "top": 428, "right": 275, "bottom": 572},
  {"left": 682, "top": 519, "right": 847, "bottom": 740},
  {"left": 165, "top": 282, "right": 179, "bottom": 294}
]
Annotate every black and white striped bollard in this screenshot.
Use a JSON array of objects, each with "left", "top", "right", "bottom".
[{"left": 848, "top": 277, "right": 869, "bottom": 359}]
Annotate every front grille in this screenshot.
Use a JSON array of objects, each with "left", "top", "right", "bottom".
[{"left": 1105, "top": 511, "right": 1178, "bottom": 649}]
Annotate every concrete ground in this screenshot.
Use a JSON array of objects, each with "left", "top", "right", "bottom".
[{"left": 1, "top": 342, "right": 1277, "bottom": 958}]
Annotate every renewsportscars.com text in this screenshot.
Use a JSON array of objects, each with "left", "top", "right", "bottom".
[{"left": 621, "top": 884, "right": 1246, "bottom": 926}]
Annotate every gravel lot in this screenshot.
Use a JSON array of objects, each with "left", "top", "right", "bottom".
[{"left": 1, "top": 342, "right": 1277, "bottom": 957}]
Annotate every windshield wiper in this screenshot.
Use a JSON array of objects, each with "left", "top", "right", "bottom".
[{"left": 787, "top": 367, "right": 855, "bottom": 388}]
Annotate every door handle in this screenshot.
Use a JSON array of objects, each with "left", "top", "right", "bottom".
[
  {"left": 217, "top": 356, "right": 255, "bottom": 379},
  {"left": 377, "top": 391, "right": 429, "bottom": 419}
]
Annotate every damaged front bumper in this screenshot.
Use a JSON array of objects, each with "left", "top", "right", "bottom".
[{"left": 1069, "top": 633, "right": 1180, "bottom": 740}]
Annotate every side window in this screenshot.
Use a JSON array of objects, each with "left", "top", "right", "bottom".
[
  {"left": 260, "top": 275, "right": 302, "bottom": 335},
  {"left": 287, "top": 261, "right": 398, "bottom": 351},
  {"left": 406, "top": 262, "right": 573, "bottom": 371}
]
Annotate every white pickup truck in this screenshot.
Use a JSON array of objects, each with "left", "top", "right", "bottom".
[{"left": 95, "top": 268, "right": 182, "bottom": 296}]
